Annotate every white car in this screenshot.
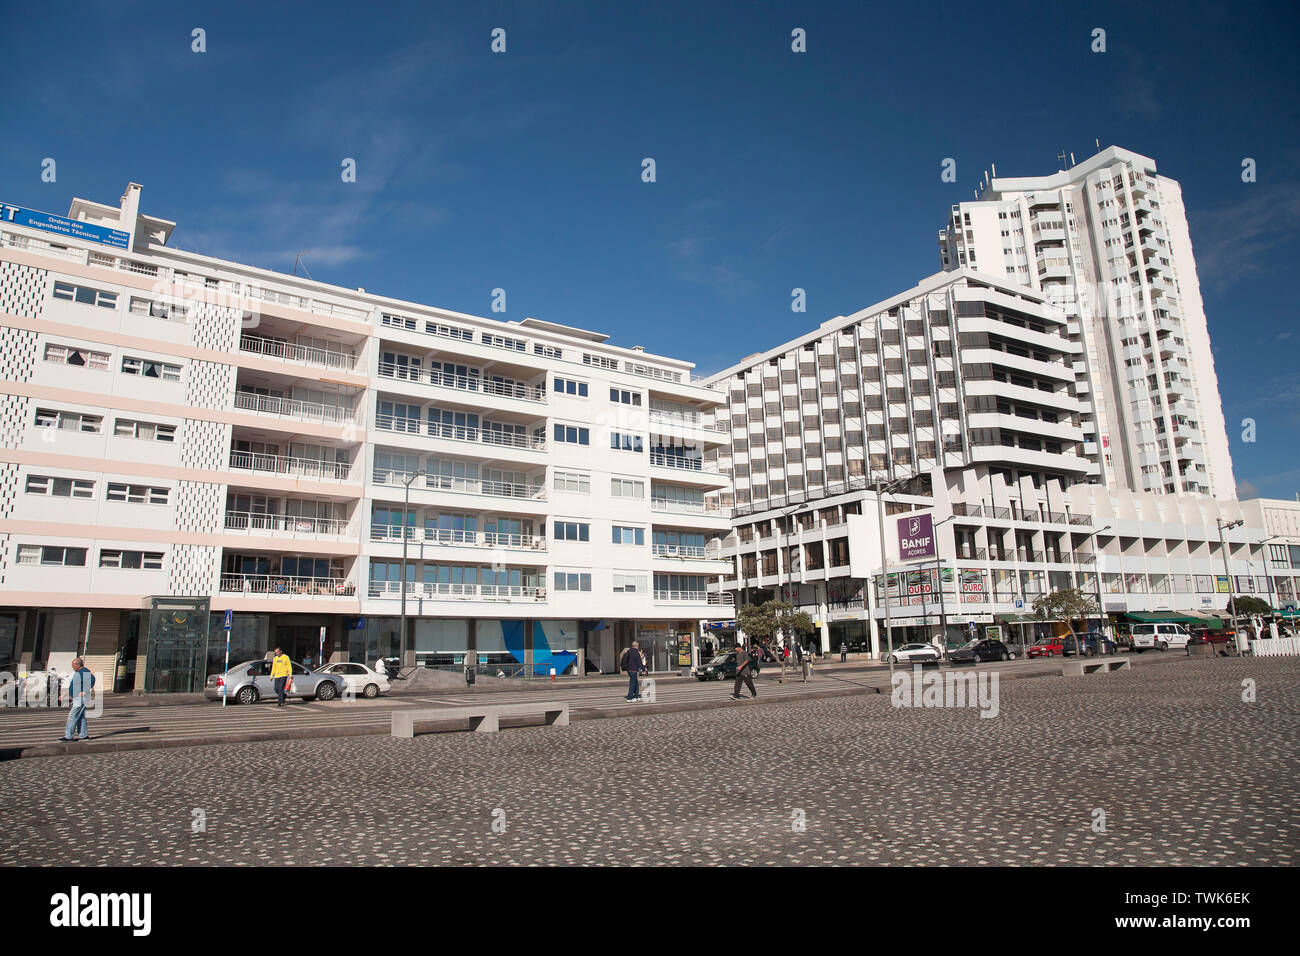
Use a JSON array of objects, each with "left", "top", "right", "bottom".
[
  {"left": 888, "top": 643, "right": 943, "bottom": 665},
  {"left": 1130, "top": 622, "right": 1190, "bottom": 652},
  {"left": 315, "top": 661, "right": 391, "bottom": 698}
]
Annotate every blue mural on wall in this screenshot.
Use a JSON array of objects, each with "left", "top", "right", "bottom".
[{"left": 499, "top": 620, "right": 577, "bottom": 675}]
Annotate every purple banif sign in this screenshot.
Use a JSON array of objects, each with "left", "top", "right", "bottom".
[{"left": 897, "top": 513, "right": 936, "bottom": 561}]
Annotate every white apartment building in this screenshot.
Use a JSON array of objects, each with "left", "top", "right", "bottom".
[
  {"left": 707, "top": 270, "right": 1279, "bottom": 653},
  {"left": 938, "top": 146, "right": 1235, "bottom": 501},
  {"left": 0, "top": 184, "right": 732, "bottom": 691}
]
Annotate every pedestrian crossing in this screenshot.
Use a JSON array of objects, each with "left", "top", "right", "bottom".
[{"left": 0, "top": 671, "right": 892, "bottom": 753}]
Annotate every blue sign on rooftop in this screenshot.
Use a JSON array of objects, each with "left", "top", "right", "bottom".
[{"left": 0, "top": 201, "right": 130, "bottom": 249}]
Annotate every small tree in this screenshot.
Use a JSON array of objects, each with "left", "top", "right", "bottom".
[
  {"left": 736, "top": 600, "right": 814, "bottom": 650},
  {"left": 1226, "top": 595, "right": 1271, "bottom": 617},
  {"left": 1032, "top": 587, "right": 1100, "bottom": 647}
]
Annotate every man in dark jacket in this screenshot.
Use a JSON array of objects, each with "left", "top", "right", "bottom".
[
  {"left": 622, "top": 641, "right": 646, "bottom": 702},
  {"left": 731, "top": 643, "right": 757, "bottom": 700}
]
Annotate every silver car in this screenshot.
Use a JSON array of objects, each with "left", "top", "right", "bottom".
[
  {"left": 204, "top": 660, "right": 345, "bottom": 704},
  {"left": 887, "top": 643, "right": 943, "bottom": 665}
]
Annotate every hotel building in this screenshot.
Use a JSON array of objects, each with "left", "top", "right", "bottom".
[{"left": 0, "top": 184, "right": 732, "bottom": 692}]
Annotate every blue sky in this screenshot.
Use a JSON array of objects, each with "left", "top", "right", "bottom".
[{"left": 3, "top": 0, "right": 1298, "bottom": 497}]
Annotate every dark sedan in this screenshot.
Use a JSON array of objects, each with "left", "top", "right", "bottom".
[
  {"left": 696, "top": 652, "right": 741, "bottom": 681},
  {"left": 947, "top": 638, "right": 1011, "bottom": 664}
]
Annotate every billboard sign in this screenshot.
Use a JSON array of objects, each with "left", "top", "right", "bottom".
[
  {"left": 1, "top": 202, "right": 130, "bottom": 249},
  {"left": 897, "top": 513, "right": 936, "bottom": 561}
]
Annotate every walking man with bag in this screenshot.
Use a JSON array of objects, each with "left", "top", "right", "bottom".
[
  {"left": 271, "top": 646, "right": 292, "bottom": 708},
  {"left": 731, "top": 643, "right": 757, "bottom": 700},
  {"left": 59, "top": 657, "right": 95, "bottom": 742}
]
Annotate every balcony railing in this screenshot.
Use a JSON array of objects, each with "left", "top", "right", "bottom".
[
  {"left": 649, "top": 452, "right": 719, "bottom": 474},
  {"left": 229, "top": 451, "right": 353, "bottom": 481},
  {"left": 220, "top": 573, "right": 356, "bottom": 597},
  {"left": 650, "top": 498, "right": 730, "bottom": 517},
  {"left": 651, "top": 544, "right": 731, "bottom": 561},
  {"left": 223, "top": 511, "right": 352, "bottom": 537},
  {"left": 233, "top": 391, "right": 359, "bottom": 425},
  {"left": 373, "top": 415, "right": 545, "bottom": 451},
  {"left": 369, "top": 526, "right": 546, "bottom": 551},
  {"left": 654, "top": 590, "right": 735, "bottom": 604},
  {"left": 239, "top": 334, "right": 360, "bottom": 372},
  {"left": 371, "top": 469, "right": 547, "bottom": 501},
  {"left": 647, "top": 411, "right": 728, "bottom": 432},
  {"left": 367, "top": 581, "right": 546, "bottom": 602},
  {"left": 242, "top": 285, "right": 370, "bottom": 321},
  {"left": 376, "top": 362, "right": 546, "bottom": 403}
]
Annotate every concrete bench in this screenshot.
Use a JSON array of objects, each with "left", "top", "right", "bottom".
[
  {"left": 1061, "top": 658, "right": 1132, "bottom": 677},
  {"left": 391, "top": 701, "right": 570, "bottom": 738}
]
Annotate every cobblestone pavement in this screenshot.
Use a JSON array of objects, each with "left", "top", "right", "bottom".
[{"left": 3, "top": 658, "right": 1296, "bottom": 866}]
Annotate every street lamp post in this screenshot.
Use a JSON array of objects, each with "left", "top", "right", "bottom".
[
  {"left": 874, "top": 475, "right": 911, "bottom": 681},
  {"left": 928, "top": 515, "right": 956, "bottom": 652},
  {"left": 399, "top": 469, "right": 430, "bottom": 669},
  {"left": 1218, "top": 517, "right": 1244, "bottom": 650},
  {"left": 1088, "top": 524, "right": 1111, "bottom": 653}
]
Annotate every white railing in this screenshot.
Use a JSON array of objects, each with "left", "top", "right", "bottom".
[
  {"left": 243, "top": 285, "right": 370, "bottom": 321},
  {"left": 367, "top": 581, "right": 546, "bottom": 602},
  {"left": 1251, "top": 637, "right": 1300, "bottom": 657},
  {"left": 374, "top": 415, "right": 545, "bottom": 451},
  {"left": 648, "top": 411, "right": 728, "bottom": 432},
  {"left": 371, "top": 469, "right": 546, "bottom": 501},
  {"left": 649, "top": 451, "right": 719, "bottom": 473},
  {"left": 650, "top": 499, "right": 730, "bottom": 517},
  {"left": 220, "top": 573, "right": 357, "bottom": 597},
  {"left": 1, "top": 231, "right": 88, "bottom": 262},
  {"left": 229, "top": 451, "right": 353, "bottom": 481},
  {"left": 234, "top": 391, "right": 358, "bottom": 425},
  {"left": 369, "top": 526, "right": 545, "bottom": 550},
  {"left": 239, "top": 334, "right": 359, "bottom": 372},
  {"left": 224, "top": 511, "right": 352, "bottom": 537},
  {"left": 653, "top": 590, "right": 735, "bottom": 604},
  {"left": 376, "top": 362, "right": 547, "bottom": 403}
]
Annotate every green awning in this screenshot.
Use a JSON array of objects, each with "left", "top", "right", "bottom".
[
  {"left": 995, "top": 613, "right": 1052, "bottom": 624},
  {"left": 1196, "top": 617, "right": 1224, "bottom": 629},
  {"left": 1124, "top": 611, "right": 1203, "bottom": 623}
]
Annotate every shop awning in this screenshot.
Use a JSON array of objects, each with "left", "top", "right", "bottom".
[{"left": 1124, "top": 611, "right": 1203, "bottom": 623}]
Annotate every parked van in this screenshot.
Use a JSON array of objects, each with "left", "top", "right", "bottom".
[{"left": 1130, "top": 622, "right": 1190, "bottom": 652}]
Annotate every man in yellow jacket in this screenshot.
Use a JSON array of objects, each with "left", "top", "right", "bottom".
[{"left": 270, "top": 646, "right": 293, "bottom": 708}]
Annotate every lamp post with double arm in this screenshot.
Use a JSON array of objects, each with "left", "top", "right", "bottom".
[
  {"left": 1218, "top": 517, "right": 1244, "bottom": 650},
  {"left": 874, "top": 474, "right": 912, "bottom": 681},
  {"left": 399, "top": 469, "right": 430, "bottom": 669}
]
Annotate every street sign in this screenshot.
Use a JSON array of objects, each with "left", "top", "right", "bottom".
[
  {"left": 223, "top": 608, "right": 232, "bottom": 630},
  {"left": 1014, "top": 598, "right": 1024, "bottom": 610}
]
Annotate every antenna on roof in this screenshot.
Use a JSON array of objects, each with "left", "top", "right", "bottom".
[
  {"left": 1070, "top": 152, "right": 1076, "bottom": 166},
  {"left": 1095, "top": 138, "right": 1101, "bottom": 151},
  {"left": 293, "top": 250, "right": 312, "bottom": 279},
  {"left": 990, "top": 162, "right": 997, "bottom": 178},
  {"left": 1057, "top": 149, "right": 1068, "bottom": 168}
]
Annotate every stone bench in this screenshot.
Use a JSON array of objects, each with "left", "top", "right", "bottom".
[
  {"left": 1061, "top": 658, "right": 1132, "bottom": 677},
  {"left": 391, "top": 701, "right": 570, "bottom": 737}
]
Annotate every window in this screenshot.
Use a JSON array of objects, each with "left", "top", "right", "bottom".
[
  {"left": 52, "top": 281, "right": 117, "bottom": 309},
  {"left": 424, "top": 319, "right": 473, "bottom": 341},
  {"left": 534, "top": 343, "right": 564, "bottom": 360},
  {"left": 43, "top": 344, "right": 110, "bottom": 370},
  {"left": 16, "top": 545, "right": 87, "bottom": 567},
  {"left": 24, "top": 475, "right": 94, "bottom": 498},
  {"left": 553, "top": 423, "right": 590, "bottom": 445},
  {"left": 106, "top": 483, "right": 169, "bottom": 505},
  {"left": 610, "top": 388, "right": 642, "bottom": 406},
  {"left": 553, "top": 471, "right": 591, "bottom": 494},
  {"left": 612, "top": 526, "right": 645, "bottom": 546},
  {"left": 482, "top": 333, "right": 525, "bottom": 352},
  {"left": 121, "top": 356, "right": 182, "bottom": 381},
  {"left": 35, "top": 407, "right": 102, "bottom": 433},
  {"left": 114, "top": 418, "right": 176, "bottom": 442},
  {"left": 554, "top": 521, "right": 590, "bottom": 542},
  {"left": 611, "top": 477, "right": 645, "bottom": 498},
  {"left": 583, "top": 353, "right": 618, "bottom": 371},
  {"left": 129, "top": 296, "right": 188, "bottom": 321},
  {"left": 381, "top": 312, "right": 416, "bottom": 331},
  {"left": 554, "top": 377, "right": 589, "bottom": 397},
  {"left": 554, "top": 571, "right": 592, "bottom": 592},
  {"left": 612, "top": 574, "right": 647, "bottom": 593},
  {"left": 610, "top": 431, "right": 644, "bottom": 452},
  {"left": 98, "top": 550, "right": 165, "bottom": 570}
]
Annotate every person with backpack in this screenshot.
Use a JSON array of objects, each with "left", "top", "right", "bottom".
[
  {"left": 621, "top": 641, "right": 647, "bottom": 702},
  {"left": 731, "top": 643, "right": 757, "bottom": 700}
]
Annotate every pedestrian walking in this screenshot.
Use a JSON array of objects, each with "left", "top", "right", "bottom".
[
  {"left": 271, "top": 646, "right": 292, "bottom": 708},
  {"left": 621, "top": 641, "right": 647, "bottom": 702},
  {"left": 59, "top": 657, "right": 94, "bottom": 742},
  {"left": 840, "top": 641, "right": 848, "bottom": 663},
  {"left": 730, "top": 643, "right": 757, "bottom": 699}
]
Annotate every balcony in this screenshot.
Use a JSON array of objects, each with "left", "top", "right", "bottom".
[
  {"left": 651, "top": 543, "right": 731, "bottom": 561},
  {"left": 654, "top": 590, "right": 735, "bottom": 605},
  {"left": 368, "top": 581, "right": 546, "bottom": 602},
  {"left": 220, "top": 573, "right": 357, "bottom": 597},
  {"left": 649, "top": 451, "right": 721, "bottom": 474},
  {"left": 373, "top": 415, "right": 546, "bottom": 453},
  {"left": 369, "top": 526, "right": 546, "bottom": 552},
  {"left": 647, "top": 410, "right": 728, "bottom": 433},
  {"left": 239, "top": 333, "right": 360, "bottom": 372},
  {"left": 241, "top": 284, "right": 370, "bottom": 322},
  {"left": 224, "top": 511, "right": 352, "bottom": 537},
  {"left": 650, "top": 498, "right": 730, "bottom": 517},
  {"left": 371, "top": 469, "right": 546, "bottom": 501},
  {"left": 376, "top": 361, "right": 546, "bottom": 403},
  {"left": 233, "top": 391, "right": 359, "bottom": 426},
  {"left": 229, "top": 451, "right": 353, "bottom": 482}
]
